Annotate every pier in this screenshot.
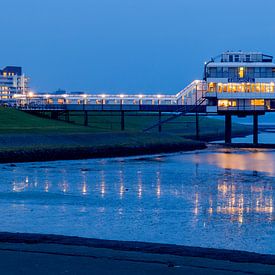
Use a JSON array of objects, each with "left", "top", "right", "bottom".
[{"left": 3, "top": 51, "right": 275, "bottom": 145}]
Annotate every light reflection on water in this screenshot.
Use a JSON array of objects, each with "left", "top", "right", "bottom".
[{"left": 0, "top": 149, "right": 275, "bottom": 254}]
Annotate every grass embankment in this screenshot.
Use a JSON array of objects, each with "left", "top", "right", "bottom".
[
  {"left": 54, "top": 110, "right": 251, "bottom": 141},
  {"left": 0, "top": 108, "right": 251, "bottom": 163}
]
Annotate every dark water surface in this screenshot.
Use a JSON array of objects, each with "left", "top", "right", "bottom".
[{"left": 0, "top": 146, "right": 275, "bottom": 254}]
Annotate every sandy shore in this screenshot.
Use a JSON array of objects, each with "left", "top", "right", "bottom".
[{"left": 0, "top": 233, "right": 274, "bottom": 274}]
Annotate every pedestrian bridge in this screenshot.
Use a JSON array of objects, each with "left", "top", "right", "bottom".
[{"left": 14, "top": 79, "right": 275, "bottom": 145}]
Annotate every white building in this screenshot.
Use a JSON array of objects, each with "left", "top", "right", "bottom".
[
  {"left": 204, "top": 51, "right": 275, "bottom": 112},
  {"left": 0, "top": 66, "right": 29, "bottom": 101}
]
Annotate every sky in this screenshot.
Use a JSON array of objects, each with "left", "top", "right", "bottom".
[{"left": 1, "top": 0, "right": 275, "bottom": 94}]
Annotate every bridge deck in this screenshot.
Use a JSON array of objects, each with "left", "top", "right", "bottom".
[{"left": 19, "top": 104, "right": 208, "bottom": 113}]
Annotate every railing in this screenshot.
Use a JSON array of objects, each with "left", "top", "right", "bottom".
[
  {"left": 13, "top": 80, "right": 208, "bottom": 107},
  {"left": 143, "top": 97, "right": 207, "bottom": 132},
  {"left": 218, "top": 106, "right": 266, "bottom": 112}
]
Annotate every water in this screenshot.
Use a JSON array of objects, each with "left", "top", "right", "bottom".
[
  {"left": 233, "top": 132, "right": 275, "bottom": 144},
  {"left": 0, "top": 146, "right": 275, "bottom": 255}
]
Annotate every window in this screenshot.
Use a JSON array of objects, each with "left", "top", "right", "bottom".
[
  {"left": 217, "top": 67, "right": 222, "bottom": 77},
  {"left": 222, "top": 67, "right": 228, "bottom": 77},
  {"left": 239, "top": 67, "right": 244, "bottom": 78},
  {"left": 208, "top": 82, "right": 216, "bottom": 92},
  {"left": 58, "top": 99, "right": 65, "bottom": 104},
  {"left": 209, "top": 68, "right": 217, "bottom": 78},
  {"left": 251, "top": 99, "right": 264, "bottom": 106},
  {"left": 218, "top": 100, "right": 237, "bottom": 107},
  {"left": 254, "top": 67, "right": 260, "bottom": 78},
  {"left": 235, "top": 55, "right": 240, "bottom": 62},
  {"left": 229, "top": 68, "right": 236, "bottom": 77},
  {"left": 229, "top": 55, "right": 233, "bottom": 62}
]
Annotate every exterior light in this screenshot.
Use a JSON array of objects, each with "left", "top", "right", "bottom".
[
  {"left": 138, "top": 94, "right": 143, "bottom": 99},
  {"left": 63, "top": 94, "right": 68, "bottom": 98},
  {"left": 82, "top": 94, "right": 87, "bottom": 98},
  {"left": 101, "top": 94, "right": 106, "bottom": 98},
  {"left": 119, "top": 94, "right": 124, "bottom": 98},
  {"left": 157, "top": 94, "right": 162, "bottom": 99},
  {"left": 45, "top": 94, "right": 50, "bottom": 98},
  {"left": 28, "top": 91, "right": 34, "bottom": 97}
]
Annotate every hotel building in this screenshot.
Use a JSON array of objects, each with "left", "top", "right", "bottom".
[
  {"left": 0, "top": 66, "right": 29, "bottom": 101},
  {"left": 204, "top": 51, "right": 275, "bottom": 112}
]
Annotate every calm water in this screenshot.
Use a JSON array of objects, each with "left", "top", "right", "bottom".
[{"left": 0, "top": 146, "right": 275, "bottom": 254}]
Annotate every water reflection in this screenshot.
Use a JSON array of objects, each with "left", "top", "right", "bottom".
[
  {"left": 195, "top": 149, "right": 275, "bottom": 175},
  {"left": 3, "top": 149, "right": 275, "bottom": 254}
]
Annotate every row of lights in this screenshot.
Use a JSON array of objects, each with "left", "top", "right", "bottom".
[{"left": 22, "top": 93, "right": 165, "bottom": 99}]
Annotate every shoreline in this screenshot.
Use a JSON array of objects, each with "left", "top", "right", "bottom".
[
  {"left": 0, "top": 232, "right": 274, "bottom": 265},
  {"left": 0, "top": 130, "right": 253, "bottom": 164},
  {"left": 0, "top": 141, "right": 206, "bottom": 164}
]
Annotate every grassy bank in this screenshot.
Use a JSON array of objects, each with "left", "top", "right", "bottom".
[
  {"left": 40, "top": 110, "right": 251, "bottom": 140},
  {"left": 0, "top": 107, "right": 251, "bottom": 163}
]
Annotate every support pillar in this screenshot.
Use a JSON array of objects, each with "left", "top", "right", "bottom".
[
  {"left": 121, "top": 111, "right": 125, "bottom": 131},
  {"left": 253, "top": 114, "right": 259, "bottom": 145},
  {"left": 225, "top": 114, "right": 232, "bottom": 144},
  {"left": 84, "top": 111, "right": 88, "bottom": 126},
  {"left": 51, "top": 111, "right": 59, "bottom": 120},
  {"left": 158, "top": 111, "right": 162, "bottom": 132},
  {"left": 195, "top": 112, "right": 199, "bottom": 140},
  {"left": 66, "top": 111, "right": 70, "bottom": 122}
]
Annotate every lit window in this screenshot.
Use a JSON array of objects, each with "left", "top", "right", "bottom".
[
  {"left": 218, "top": 100, "right": 230, "bottom": 107},
  {"left": 251, "top": 99, "right": 264, "bottom": 106},
  {"left": 218, "top": 100, "right": 237, "bottom": 108},
  {"left": 57, "top": 98, "right": 65, "bottom": 104},
  {"left": 239, "top": 67, "right": 244, "bottom": 78}
]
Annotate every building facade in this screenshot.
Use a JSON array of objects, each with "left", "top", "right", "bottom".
[
  {"left": 0, "top": 66, "right": 29, "bottom": 101},
  {"left": 204, "top": 51, "right": 275, "bottom": 112}
]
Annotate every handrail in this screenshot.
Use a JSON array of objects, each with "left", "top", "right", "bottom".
[{"left": 143, "top": 97, "right": 206, "bottom": 132}]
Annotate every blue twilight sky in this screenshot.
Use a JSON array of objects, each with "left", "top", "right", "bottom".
[{"left": 1, "top": 0, "right": 275, "bottom": 94}]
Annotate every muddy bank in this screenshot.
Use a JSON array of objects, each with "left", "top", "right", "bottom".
[{"left": 0, "top": 142, "right": 206, "bottom": 164}]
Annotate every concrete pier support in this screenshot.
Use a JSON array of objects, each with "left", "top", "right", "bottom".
[
  {"left": 253, "top": 114, "right": 259, "bottom": 145},
  {"left": 51, "top": 111, "right": 59, "bottom": 120},
  {"left": 225, "top": 114, "right": 232, "bottom": 144},
  {"left": 84, "top": 111, "right": 88, "bottom": 126},
  {"left": 195, "top": 113, "right": 199, "bottom": 140},
  {"left": 158, "top": 111, "right": 162, "bottom": 132},
  {"left": 65, "top": 111, "right": 70, "bottom": 122},
  {"left": 121, "top": 111, "right": 125, "bottom": 131}
]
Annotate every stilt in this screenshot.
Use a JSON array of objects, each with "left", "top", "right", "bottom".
[
  {"left": 158, "top": 111, "right": 162, "bottom": 132},
  {"left": 51, "top": 111, "right": 59, "bottom": 120},
  {"left": 253, "top": 113, "right": 258, "bottom": 145},
  {"left": 84, "top": 111, "right": 88, "bottom": 126},
  {"left": 121, "top": 111, "right": 125, "bottom": 131},
  {"left": 66, "top": 111, "right": 70, "bottom": 122},
  {"left": 195, "top": 112, "right": 199, "bottom": 140},
  {"left": 225, "top": 114, "right": 232, "bottom": 143}
]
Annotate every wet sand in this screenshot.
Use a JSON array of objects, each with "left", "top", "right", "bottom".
[{"left": 0, "top": 233, "right": 274, "bottom": 274}]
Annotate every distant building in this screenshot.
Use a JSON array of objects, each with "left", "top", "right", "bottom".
[
  {"left": 0, "top": 66, "right": 29, "bottom": 101},
  {"left": 204, "top": 51, "right": 275, "bottom": 111}
]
